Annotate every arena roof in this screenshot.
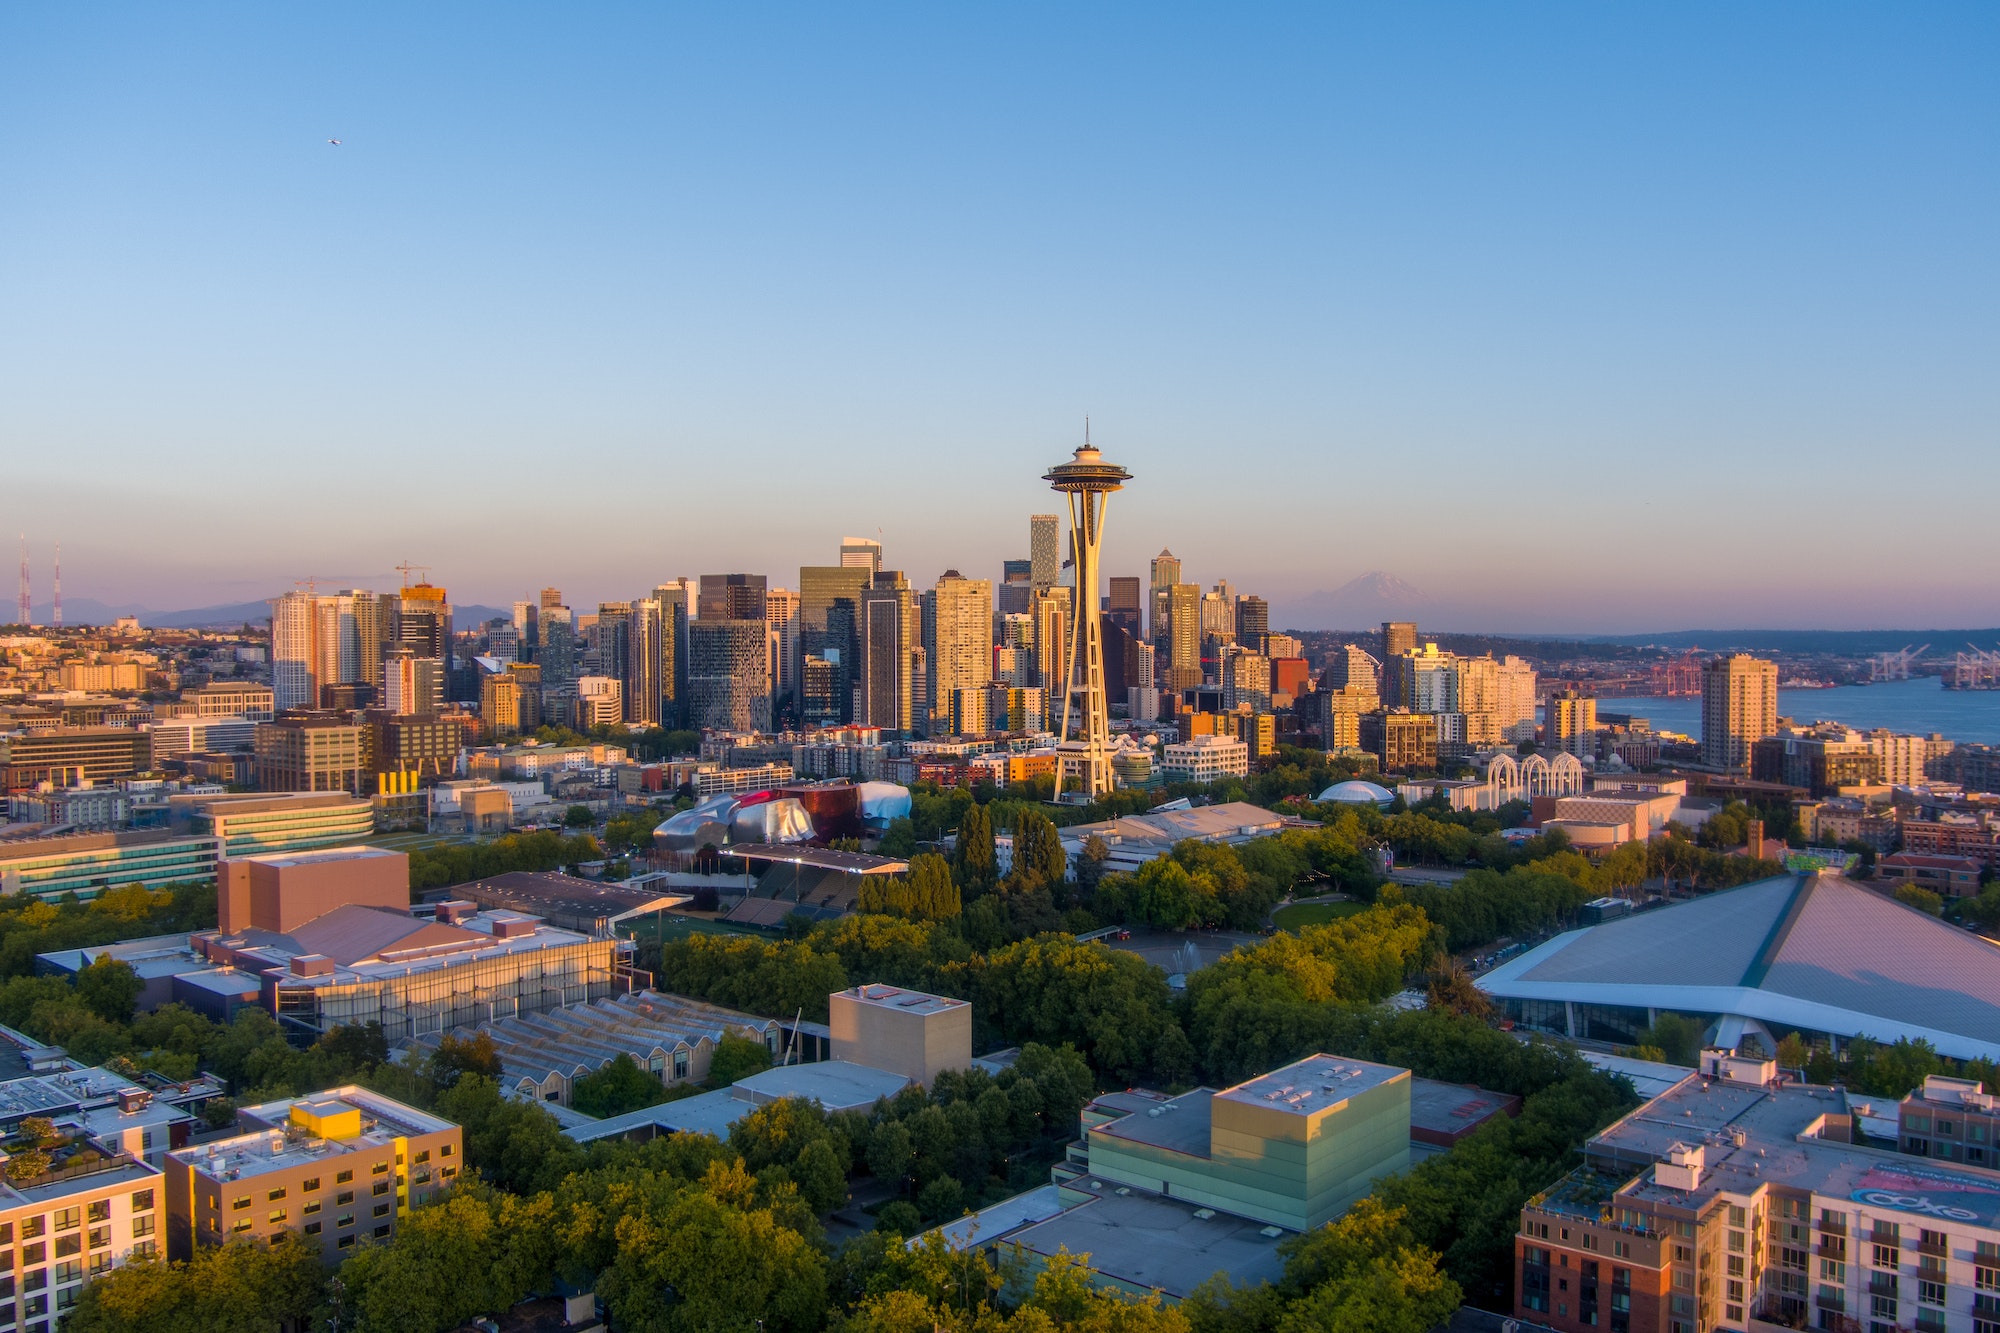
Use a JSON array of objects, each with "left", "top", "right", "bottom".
[{"left": 1478, "top": 873, "right": 2000, "bottom": 1062}]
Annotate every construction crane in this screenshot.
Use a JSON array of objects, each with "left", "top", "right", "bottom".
[
  {"left": 394, "top": 561, "right": 430, "bottom": 590},
  {"left": 1869, "top": 644, "right": 1928, "bottom": 682}
]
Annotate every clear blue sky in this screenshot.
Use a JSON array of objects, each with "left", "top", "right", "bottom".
[{"left": 3, "top": 4, "right": 1996, "bottom": 632}]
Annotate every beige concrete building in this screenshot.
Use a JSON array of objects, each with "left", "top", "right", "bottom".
[
  {"left": 1495, "top": 655, "right": 1538, "bottom": 741},
  {"left": 1545, "top": 689, "right": 1598, "bottom": 758},
  {"left": 480, "top": 671, "right": 523, "bottom": 737},
  {"left": 928, "top": 572, "right": 993, "bottom": 736},
  {"left": 1164, "top": 583, "right": 1203, "bottom": 692},
  {"left": 1160, "top": 733, "right": 1250, "bottom": 783},
  {"left": 830, "top": 984, "right": 971, "bottom": 1087},
  {"left": 1701, "top": 653, "right": 1778, "bottom": 772},
  {"left": 253, "top": 715, "right": 370, "bottom": 795},
  {"left": 185, "top": 681, "right": 276, "bottom": 721},
  {"left": 165, "top": 1087, "right": 459, "bottom": 1263},
  {"left": 218, "top": 845, "right": 409, "bottom": 935},
  {"left": 1865, "top": 728, "right": 1940, "bottom": 787},
  {"left": 573, "top": 675, "right": 623, "bottom": 728}
]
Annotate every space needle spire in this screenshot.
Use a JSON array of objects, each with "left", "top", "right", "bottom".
[{"left": 1043, "top": 433, "right": 1131, "bottom": 800}]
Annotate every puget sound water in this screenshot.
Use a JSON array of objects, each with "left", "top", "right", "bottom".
[{"left": 1592, "top": 676, "right": 2000, "bottom": 747}]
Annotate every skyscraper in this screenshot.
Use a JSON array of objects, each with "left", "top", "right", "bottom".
[
  {"left": 1029, "top": 515, "right": 1060, "bottom": 594},
  {"left": 697, "top": 574, "right": 767, "bottom": 623},
  {"left": 1106, "top": 576, "right": 1143, "bottom": 636},
  {"left": 860, "top": 571, "right": 919, "bottom": 735},
  {"left": 539, "top": 603, "right": 577, "bottom": 708},
  {"left": 653, "top": 580, "right": 691, "bottom": 726},
  {"left": 625, "top": 599, "right": 665, "bottom": 727},
  {"left": 271, "top": 588, "right": 383, "bottom": 711},
  {"left": 798, "top": 565, "right": 872, "bottom": 726},
  {"left": 269, "top": 589, "right": 330, "bottom": 711},
  {"left": 1149, "top": 549, "right": 1182, "bottom": 648},
  {"left": 383, "top": 647, "right": 444, "bottom": 716},
  {"left": 596, "top": 600, "right": 633, "bottom": 721},
  {"left": 511, "top": 600, "right": 539, "bottom": 663},
  {"left": 1379, "top": 622, "right": 1418, "bottom": 706},
  {"left": 1496, "top": 655, "right": 1538, "bottom": 742},
  {"left": 1235, "top": 595, "right": 1269, "bottom": 649},
  {"left": 351, "top": 590, "right": 390, "bottom": 689},
  {"left": 1326, "top": 643, "right": 1379, "bottom": 692},
  {"left": 1032, "top": 586, "right": 1071, "bottom": 700},
  {"left": 1546, "top": 689, "right": 1598, "bottom": 758},
  {"left": 997, "top": 558, "right": 1035, "bottom": 620},
  {"left": 1166, "top": 583, "right": 1203, "bottom": 692},
  {"left": 1201, "top": 588, "right": 1236, "bottom": 643},
  {"left": 688, "top": 620, "right": 771, "bottom": 732},
  {"left": 394, "top": 582, "right": 453, "bottom": 686},
  {"left": 928, "top": 570, "right": 992, "bottom": 736},
  {"left": 838, "top": 538, "right": 883, "bottom": 573},
  {"left": 1702, "top": 654, "right": 1779, "bottom": 772},
  {"left": 765, "top": 587, "right": 800, "bottom": 719}
]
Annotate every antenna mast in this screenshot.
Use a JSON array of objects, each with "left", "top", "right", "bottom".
[
  {"left": 51, "top": 543, "right": 60, "bottom": 628},
  {"left": 15, "top": 536, "right": 27, "bottom": 626}
]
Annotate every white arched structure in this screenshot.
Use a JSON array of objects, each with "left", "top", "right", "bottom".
[
  {"left": 1516, "top": 751, "right": 1584, "bottom": 798},
  {"left": 1483, "top": 753, "right": 1523, "bottom": 804}
]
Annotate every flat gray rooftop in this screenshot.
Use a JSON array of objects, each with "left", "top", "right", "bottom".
[
  {"left": 734, "top": 1060, "right": 910, "bottom": 1110},
  {"left": 1408, "top": 1077, "right": 1512, "bottom": 1136},
  {"left": 842, "top": 984, "right": 966, "bottom": 1015},
  {"left": 1094, "top": 1089, "right": 1214, "bottom": 1158},
  {"left": 566, "top": 1087, "right": 749, "bottom": 1143},
  {"left": 1216, "top": 1053, "right": 1406, "bottom": 1117},
  {"left": 1005, "top": 1184, "right": 1290, "bottom": 1301}
]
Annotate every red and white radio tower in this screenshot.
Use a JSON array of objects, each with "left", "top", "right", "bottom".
[{"left": 15, "top": 535, "right": 27, "bottom": 626}]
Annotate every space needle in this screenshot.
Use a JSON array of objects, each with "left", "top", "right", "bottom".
[{"left": 1044, "top": 433, "right": 1131, "bottom": 800}]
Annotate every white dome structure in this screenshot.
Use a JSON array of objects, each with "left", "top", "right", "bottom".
[{"left": 1318, "top": 779, "right": 1395, "bottom": 808}]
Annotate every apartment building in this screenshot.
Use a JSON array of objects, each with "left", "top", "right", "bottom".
[
  {"left": 0, "top": 1142, "right": 163, "bottom": 1327},
  {"left": 1701, "top": 655, "right": 1779, "bottom": 773},
  {"left": 1518, "top": 1060, "right": 2000, "bottom": 1333},
  {"left": 165, "top": 1087, "right": 459, "bottom": 1262}
]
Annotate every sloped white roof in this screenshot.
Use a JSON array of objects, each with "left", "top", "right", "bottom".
[{"left": 1479, "top": 874, "right": 2000, "bottom": 1061}]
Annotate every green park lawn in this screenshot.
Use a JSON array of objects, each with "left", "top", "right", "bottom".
[{"left": 1271, "top": 899, "right": 1368, "bottom": 932}]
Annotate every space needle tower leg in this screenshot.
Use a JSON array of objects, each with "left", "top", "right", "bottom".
[{"left": 1044, "top": 440, "right": 1130, "bottom": 801}]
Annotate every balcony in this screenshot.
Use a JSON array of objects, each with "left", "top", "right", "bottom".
[
  {"left": 1917, "top": 1233, "right": 1949, "bottom": 1258},
  {"left": 1816, "top": 1291, "right": 1846, "bottom": 1313},
  {"left": 1816, "top": 1240, "right": 1848, "bottom": 1259}
]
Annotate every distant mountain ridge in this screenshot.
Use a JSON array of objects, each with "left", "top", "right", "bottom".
[
  {"left": 18, "top": 599, "right": 512, "bottom": 630},
  {"left": 1279, "top": 571, "right": 1433, "bottom": 631}
]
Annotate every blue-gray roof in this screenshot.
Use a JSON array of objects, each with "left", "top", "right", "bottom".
[{"left": 1480, "top": 874, "right": 2000, "bottom": 1061}]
